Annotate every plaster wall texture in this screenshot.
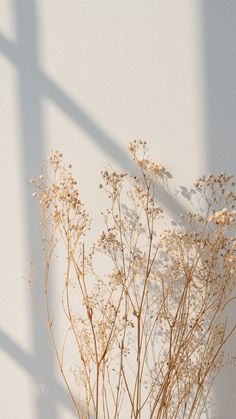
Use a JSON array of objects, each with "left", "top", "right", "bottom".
[{"left": 0, "top": 1, "right": 235, "bottom": 418}]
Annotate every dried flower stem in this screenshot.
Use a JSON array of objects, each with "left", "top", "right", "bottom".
[{"left": 30, "top": 143, "right": 236, "bottom": 418}]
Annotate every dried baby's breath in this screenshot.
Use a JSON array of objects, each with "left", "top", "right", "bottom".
[{"left": 31, "top": 142, "right": 236, "bottom": 419}]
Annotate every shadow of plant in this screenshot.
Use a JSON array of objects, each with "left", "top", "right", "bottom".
[{"left": 31, "top": 141, "right": 236, "bottom": 419}]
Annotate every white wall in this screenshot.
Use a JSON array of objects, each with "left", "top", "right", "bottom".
[{"left": 0, "top": 1, "right": 235, "bottom": 418}]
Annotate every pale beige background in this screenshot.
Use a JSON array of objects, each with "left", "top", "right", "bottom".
[{"left": 0, "top": 1, "right": 235, "bottom": 418}]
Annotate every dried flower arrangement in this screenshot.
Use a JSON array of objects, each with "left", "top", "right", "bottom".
[{"left": 30, "top": 141, "right": 236, "bottom": 418}]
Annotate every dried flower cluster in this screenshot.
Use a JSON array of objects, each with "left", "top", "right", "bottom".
[{"left": 31, "top": 141, "right": 236, "bottom": 418}]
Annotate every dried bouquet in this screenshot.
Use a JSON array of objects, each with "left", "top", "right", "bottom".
[{"left": 30, "top": 141, "right": 236, "bottom": 418}]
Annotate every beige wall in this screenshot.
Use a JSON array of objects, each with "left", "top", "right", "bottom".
[{"left": 1, "top": 1, "right": 235, "bottom": 418}]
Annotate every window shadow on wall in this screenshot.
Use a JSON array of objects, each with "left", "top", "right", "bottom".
[
  {"left": 0, "top": 1, "right": 191, "bottom": 417},
  {"left": 202, "top": 1, "right": 236, "bottom": 418},
  {"left": 203, "top": 1, "right": 236, "bottom": 175},
  {"left": 0, "top": 0, "right": 132, "bottom": 417},
  {"left": 0, "top": 328, "right": 72, "bottom": 415},
  {"left": 13, "top": 0, "right": 60, "bottom": 418}
]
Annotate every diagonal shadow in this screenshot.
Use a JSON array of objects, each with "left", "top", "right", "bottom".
[
  {"left": 0, "top": 328, "right": 74, "bottom": 413},
  {"left": 0, "top": 32, "right": 16, "bottom": 60},
  {"left": 0, "top": 2, "right": 191, "bottom": 418},
  {"left": 40, "top": 74, "right": 133, "bottom": 172},
  {"left": 0, "top": 8, "right": 188, "bottom": 220},
  {"left": 202, "top": 1, "right": 236, "bottom": 418},
  {"left": 0, "top": 32, "right": 132, "bottom": 173}
]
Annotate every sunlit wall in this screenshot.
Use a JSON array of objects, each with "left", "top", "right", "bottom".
[{"left": 0, "top": 1, "right": 235, "bottom": 418}]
